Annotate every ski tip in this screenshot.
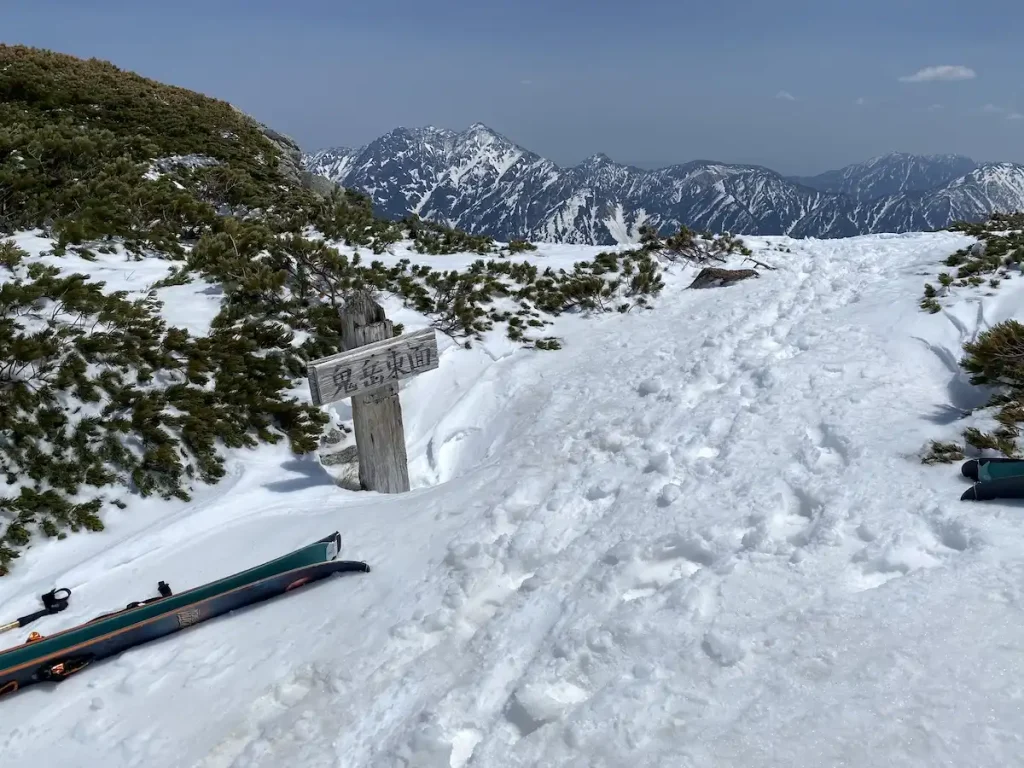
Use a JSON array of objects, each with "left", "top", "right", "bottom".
[
  {"left": 961, "top": 459, "right": 979, "bottom": 480},
  {"left": 322, "top": 532, "right": 342, "bottom": 561},
  {"left": 334, "top": 560, "right": 371, "bottom": 574}
]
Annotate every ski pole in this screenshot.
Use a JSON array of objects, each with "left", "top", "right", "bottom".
[{"left": 0, "top": 587, "right": 71, "bottom": 636}]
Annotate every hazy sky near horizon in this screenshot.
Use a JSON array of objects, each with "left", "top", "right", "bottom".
[{"left": 5, "top": 0, "right": 1024, "bottom": 175}]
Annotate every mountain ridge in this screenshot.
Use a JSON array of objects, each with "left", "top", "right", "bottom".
[
  {"left": 790, "top": 151, "right": 980, "bottom": 201},
  {"left": 303, "top": 124, "right": 1024, "bottom": 244}
]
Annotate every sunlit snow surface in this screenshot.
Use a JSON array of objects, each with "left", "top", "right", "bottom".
[{"left": 3, "top": 230, "right": 1024, "bottom": 767}]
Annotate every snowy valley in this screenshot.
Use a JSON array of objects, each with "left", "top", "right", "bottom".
[{"left": 4, "top": 226, "right": 1024, "bottom": 767}]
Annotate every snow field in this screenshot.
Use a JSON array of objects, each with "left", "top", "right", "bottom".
[{"left": 4, "top": 229, "right": 1024, "bottom": 767}]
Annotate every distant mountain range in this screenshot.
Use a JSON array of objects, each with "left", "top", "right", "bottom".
[{"left": 303, "top": 123, "right": 1024, "bottom": 244}]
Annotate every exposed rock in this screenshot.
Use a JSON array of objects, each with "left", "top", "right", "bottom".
[
  {"left": 231, "top": 105, "right": 338, "bottom": 196},
  {"left": 688, "top": 267, "right": 759, "bottom": 289},
  {"left": 258, "top": 125, "right": 304, "bottom": 185},
  {"left": 320, "top": 427, "right": 345, "bottom": 448},
  {"left": 319, "top": 444, "right": 358, "bottom": 467},
  {"left": 148, "top": 155, "right": 220, "bottom": 177}
]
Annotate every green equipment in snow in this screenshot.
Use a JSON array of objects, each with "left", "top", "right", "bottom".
[{"left": 0, "top": 532, "right": 369, "bottom": 700}]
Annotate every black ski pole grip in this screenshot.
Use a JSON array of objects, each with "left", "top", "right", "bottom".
[
  {"left": 9, "top": 587, "right": 71, "bottom": 629},
  {"left": 41, "top": 587, "right": 71, "bottom": 614}
]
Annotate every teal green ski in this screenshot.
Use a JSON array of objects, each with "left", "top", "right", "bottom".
[{"left": 0, "top": 531, "right": 370, "bottom": 699}]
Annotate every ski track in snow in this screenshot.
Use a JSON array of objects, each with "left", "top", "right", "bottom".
[{"left": 5, "top": 232, "right": 1024, "bottom": 767}]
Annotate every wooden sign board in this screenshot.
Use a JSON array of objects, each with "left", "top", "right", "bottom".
[{"left": 307, "top": 326, "right": 439, "bottom": 406}]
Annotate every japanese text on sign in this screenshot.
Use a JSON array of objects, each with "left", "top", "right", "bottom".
[
  {"left": 307, "top": 327, "right": 440, "bottom": 406},
  {"left": 330, "top": 345, "right": 436, "bottom": 395}
]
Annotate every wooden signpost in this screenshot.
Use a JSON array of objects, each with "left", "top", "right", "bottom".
[{"left": 306, "top": 291, "right": 439, "bottom": 494}]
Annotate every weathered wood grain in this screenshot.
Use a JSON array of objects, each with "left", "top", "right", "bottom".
[{"left": 307, "top": 291, "right": 439, "bottom": 494}]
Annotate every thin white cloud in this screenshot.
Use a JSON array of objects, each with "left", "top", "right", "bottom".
[
  {"left": 775, "top": 90, "right": 796, "bottom": 101},
  {"left": 927, "top": 104, "right": 944, "bottom": 111},
  {"left": 974, "top": 104, "right": 1023, "bottom": 119},
  {"left": 854, "top": 97, "right": 866, "bottom": 106},
  {"left": 520, "top": 79, "right": 533, "bottom": 86},
  {"left": 898, "top": 65, "right": 976, "bottom": 83}
]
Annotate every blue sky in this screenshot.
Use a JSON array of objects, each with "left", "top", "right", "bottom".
[{"left": 4, "top": 0, "right": 1024, "bottom": 175}]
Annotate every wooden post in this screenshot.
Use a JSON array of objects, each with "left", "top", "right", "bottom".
[
  {"left": 305, "top": 291, "right": 439, "bottom": 494},
  {"left": 341, "top": 292, "right": 407, "bottom": 494}
]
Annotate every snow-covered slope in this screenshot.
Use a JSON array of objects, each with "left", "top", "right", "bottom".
[
  {"left": 304, "top": 126, "right": 1024, "bottom": 244},
  {"left": 793, "top": 151, "right": 979, "bottom": 200},
  {"left": 5, "top": 229, "right": 1024, "bottom": 767},
  {"left": 304, "top": 145, "right": 361, "bottom": 187}
]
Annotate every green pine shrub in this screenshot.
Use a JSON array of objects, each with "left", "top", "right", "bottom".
[
  {"left": 923, "top": 213, "right": 1024, "bottom": 311},
  {"left": 923, "top": 215, "right": 1024, "bottom": 460},
  {"left": 506, "top": 239, "right": 538, "bottom": 254},
  {"left": 0, "top": 44, "right": 677, "bottom": 571},
  {"left": 927, "top": 320, "right": 1024, "bottom": 462}
]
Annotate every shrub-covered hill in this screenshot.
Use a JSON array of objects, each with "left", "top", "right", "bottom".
[{"left": 1, "top": 45, "right": 770, "bottom": 574}]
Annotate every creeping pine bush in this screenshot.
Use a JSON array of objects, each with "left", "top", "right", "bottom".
[
  {"left": 636, "top": 223, "right": 755, "bottom": 262},
  {"left": 953, "top": 320, "right": 1024, "bottom": 458},
  {"left": 918, "top": 212, "right": 1024, "bottom": 464},
  {"left": 921, "top": 212, "right": 1024, "bottom": 313},
  {"left": 185, "top": 213, "right": 667, "bottom": 353},
  {"left": 0, "top": 44, "right": 683, "bottom": 572},
  {"left": 923, "top": 318, "right": 1024, "bottom": 463},
  {"left": 0, "top": 239, "right": 329, "bottom": 573}
]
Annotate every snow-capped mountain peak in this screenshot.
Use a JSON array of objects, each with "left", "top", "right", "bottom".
[
  {"left": 304, "top": 125, "right": 1023, "bottom": 244},
  {"left": 795, "top": 151, "right": 979, "bottom": 200},
  {"left": 578, "top": 152, "right": 614, "bottom": 168}
]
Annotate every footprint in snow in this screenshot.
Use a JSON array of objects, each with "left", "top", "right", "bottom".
[
  {"left": 847, "top": 540, "right": 942, "bottom": 592},
  {"left": 801, "top": 422, "right": 852, "bottom": 471},
  {"left": 503, "top": 680, "right": 590, "bottom": 740},
  {"left": 637, "top": 377, "right": 663, "bottom": 397},
  {"left": 657, "top": 483, "right": 683, "bottom": 508},
  {"left": 618, "top": 531, "right": 719, "bottom": 602},
  {"left": 702, "top": 628, "right": 747, "bottom": 667}
]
